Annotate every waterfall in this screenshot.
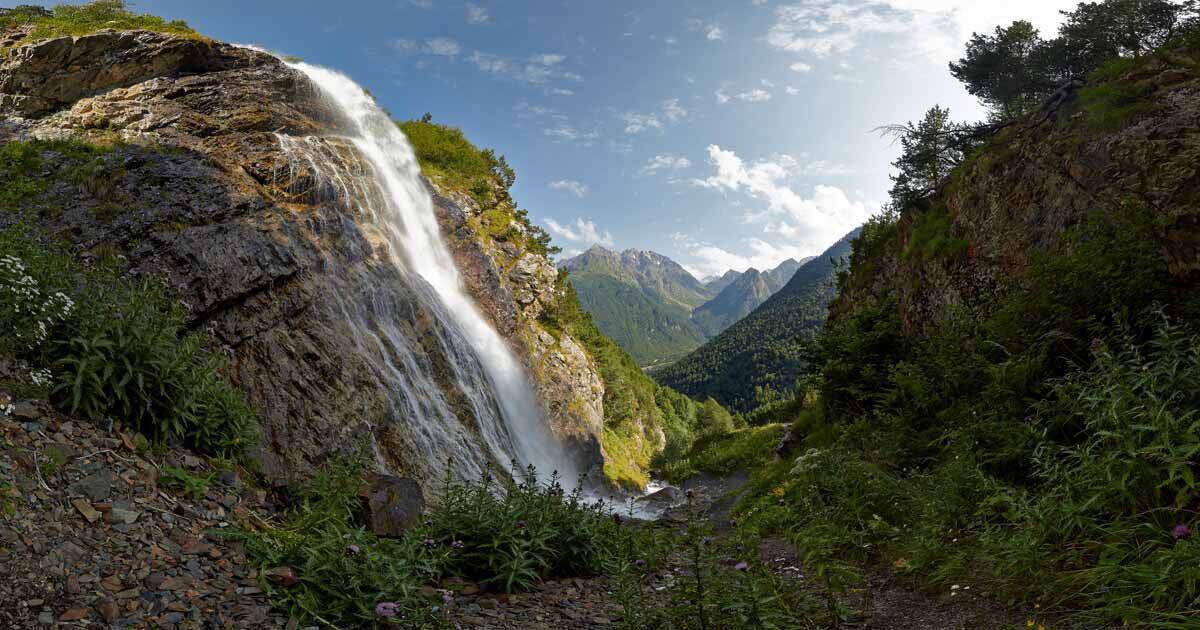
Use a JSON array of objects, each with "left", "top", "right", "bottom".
[{"left": 278, "top": 60, "right": 573, "bottom": 486}]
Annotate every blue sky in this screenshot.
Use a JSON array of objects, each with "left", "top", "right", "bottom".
[{"left": 49, "top": 0, "right": 1077, "bottom": 278}]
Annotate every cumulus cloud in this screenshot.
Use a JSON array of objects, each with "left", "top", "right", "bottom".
[
  {"left": 706, "top": 25, "right": 725, "bottom": 41},
  {"left": 545, "top": 218, "right": 614, "bottom": 247},
  {"left": 686, "top": 17, "right": 726, "bottom": 43},
  {"left": 766, "top": 1, "right": 1074, "bottom": 64},
  {"left": 692, "top": 145, "right": 875, "bottom": 252},
  {"left": 465, "top": 2, "right": 490, "bottom": 24},
  {"left": 543, "top": 124, "right": 600, "bottom": 146},
  {"left": 789, "top": 61, "right": 813, "bottom": 73},
  {"left": 715, "top": 89, "right": 731, "bottom": 104},
  {"left": 549, "top": 179, "right": 590, "bottom": 198},
  {"left": 642, "top": 154, "right": 692, "bottom": 175}
]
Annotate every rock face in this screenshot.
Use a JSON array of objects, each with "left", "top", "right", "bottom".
[
  {"left": 0, "top": 30, "right": 607, "bottom": 491},
  {"left": 832, "top": 55, "right": 1200, "bottom": 329}
]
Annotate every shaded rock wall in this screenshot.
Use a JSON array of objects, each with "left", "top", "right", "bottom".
[{"left": 0, "top": 30, "right": 606, "bottom": 489}]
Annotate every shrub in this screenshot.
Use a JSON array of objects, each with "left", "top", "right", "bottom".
[
  {"left": 0, "top": 227, "right": 256, "bottom": 457},
  {"left": 0, "top": 1, "right": 200, "bottom": 45},
  {"left": 239, "top": 463, "right": 624, "bottom": 627}
]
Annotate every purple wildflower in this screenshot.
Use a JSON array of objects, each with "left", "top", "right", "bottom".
[
  {"left": 347, "top": 544, "right": 361, "bottom": 554},
  {"left": 734, "top": 561, "right": 749, "bottom": 571},
  {"left": 613, "top": 513, "right": 624, "bottom": 526},
  {"left": 702, "top": 536, "right": 714, "bottom": 546},
  {"left": 451, "top": 539, "right": 465, "bottom": 550},
  {"left": 634, "top": 559, "right": 646, "bottom": 569},
  {"left": 423, "top": 538, "right": 436, "bottom": 547},
  {"left": 375, "top": 602, "right": 399, "bottom": 618},
  {"left": 1173, "top": 524, "right": 1191, "bottom": 540},
  {"left": 517, "top": 520, "right": 526, "bottom": 529},
  {"left": 440, "top": 590, "right": 454, "bottom": 605}
]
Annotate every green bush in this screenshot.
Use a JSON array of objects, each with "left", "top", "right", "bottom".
[
  {"left": 0, "top": 1, "right": 201, "bottom": 46},
  {"left": 661, "top": 424, "right": 785, "bottom": 485},
  {"left": 239, "top": 463, "right": 624, "bottom": 627},
  {"left": 0, "top": 227, "right": 256, "bottom": 457}
]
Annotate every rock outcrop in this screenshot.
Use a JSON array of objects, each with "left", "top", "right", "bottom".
[
  {"left": 833, "top": 55, "right": 1200, "bottom": 329},
  {"left": 0, "top": 29, "right": 607, "bottom": 490}
]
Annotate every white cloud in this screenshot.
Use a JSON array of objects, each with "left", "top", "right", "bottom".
[
  {"left": 549, "top": 179, "right": 590, "bottom": 198},
  {"left": 715, "top": 89, "right": 731, "bottom": 104},
  {"left": 675, "top": 234, "right": 815, "bottom": 280},
  {"left": 737, "top": 88, "right": 772, "bottom": 102},
  {"left": 426, "top": 37, "right": 461, "bottom": 57},
  {"left": 545, "top": 218, "right": 614, "bottom": 247},
  {"left": 468, "top": 51, "right": 580, "bottom": 85},
  {"left": 543, "top": 124, "right": 600, "bottom": 146},
  {"left": 692, "top": 144, "right": 875, "bottom": 253},
  {"left": 620, "top": 112, "right": 663, "bottom": 134},
  {"left": 767, "top": 1, "right": 1074, "bottom": 64},
  {"left": 407, "top": 0, "right": 433, "bottom": 8},
  {"left": 466, "top": 2, "right": 490, "bottom": 24},
  {"left": 642, "top": 154, "right": 692, "bottom": 175},
  {"left": 686, "top": 18, "right": 726, "bottom": 43},
  {"left": 789, "top": 61, "right": 813, "bottom": 73},
  {"left": 706, "top": 25, "right": 725, "bottom": 41},
  {"left": 786, "top": 86, "right": 801, "bottom": 95},
  {"left": 662, "top": 98, "right": 688, "bottom": 122}
]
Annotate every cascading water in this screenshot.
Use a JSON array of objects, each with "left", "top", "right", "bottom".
[{"left": 276, "top": 60, "right": 574, "bottom": 486}]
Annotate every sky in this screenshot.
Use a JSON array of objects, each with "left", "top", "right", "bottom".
[{"left": 45, "top": 0, "right": 1079, "bottom": 279}]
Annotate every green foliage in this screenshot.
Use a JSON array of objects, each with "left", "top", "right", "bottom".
[
  {"left": 949, "top": 0, "right": 1199, "bottom": 117},
  {"left": 238, "top": 463, "right": 624, "bottom": 627},
  {"left": 1076, "top": 69, "right": 1157, "bottom": 131},
  {"left": 397, "top": 118, "right": 558, "bottom": 257},
  {"left": 661, "top": 424, "right": 785, "bottom": 485},
  {"left": 0, "top": 227, "right": 257, "bottom": 458},
  {"left": 742, "top": 197, "right": 1192, "bottom": 624},
  {"left": 567, "top": 271, "right": 706, "bottom": 365},
  {"left": 902, "top": 204, "right": 969, "bottom": 260},
  {"left": 0, "top": 139, "right": 115, "bottom": 214},
  {"left": 159, "top": 465, "right": 214, "bottom": 500},
  {"left": 885, "top": 106, "right": 977, "bottom": 207},
  {"left": 0, "top": 1, "right": 201, "bottom": 47}
]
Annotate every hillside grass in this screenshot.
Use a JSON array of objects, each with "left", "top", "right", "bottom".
[{"left": 0, "top": 1, "right": 202, "bottom": 46}]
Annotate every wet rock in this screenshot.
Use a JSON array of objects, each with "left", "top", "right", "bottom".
[{"left": 364, "top": 474, "right": 424, "bottom": 537}]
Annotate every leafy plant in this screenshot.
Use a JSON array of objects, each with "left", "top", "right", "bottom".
[
  {"left": 0, "top": 1, "right": 201, "bottom": 47},
  {"left": 159, "top": 465, "right": 215, "bottom": 500}
]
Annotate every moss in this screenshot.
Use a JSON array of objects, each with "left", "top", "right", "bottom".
[
  {"left": 601, "top": 424, "right": 652, "bottom": 489},
  {"left": 0, "top": 138, "right": 120, "bottom": 217}
]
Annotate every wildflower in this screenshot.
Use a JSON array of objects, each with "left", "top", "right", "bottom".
[
  {"left": 423, "top": 538, "right": 436, "bottom": 547},
  {"left": 634, "top": 559, "right": 646, "bottom": 569},
  {"left": 440, "top": 590, "right": 454, "bottom": 605},
  {"left": 702, "top": 536, "right": 714, "bottom": 546},
  {"left": 516, "top": 520, "right": 526, "bottom": 529},
  {"left": 375, "top": 602, "right": 399, "bottom": 618},
  {"left": 613, "top": 513, "right": 623, "bottom": 526},
  {"left": 424, "top": 519, "right": 433, "bottom": 528},
  {"left": 734, "top": 561, "right": 749, "bottom": 571},
  {"left": 685, "top": 489, "right": 694, "bottom": 499},
  {"left": 1173, "top": 524, "right": 1191, "bottom": 540},
  {"left": 347, "top": 544, "right": 361, "bottom": 554},
  {"left": 451, "top": 539, "right": 464, "bottom": 550}
]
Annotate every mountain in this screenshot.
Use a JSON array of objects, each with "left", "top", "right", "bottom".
[
  {"left": 704, "top": 269, "right": 743, "bottom": 294},
  {"left": 654, "top": 232, "right": 857, "bottom": 411},
  {"left": 561, "top": 246, "right": 711, "bottom": 364},
  {"left": 692, "top": 257, "right": 812, "bottom": 337}
]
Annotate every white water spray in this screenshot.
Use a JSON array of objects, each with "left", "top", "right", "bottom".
[{"left": 280, "top": 61, "right": 573, "bottom": 485}]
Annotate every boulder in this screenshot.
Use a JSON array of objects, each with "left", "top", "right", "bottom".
[{"left": 363, "top": 474, "right": 425, "bottom": 538}]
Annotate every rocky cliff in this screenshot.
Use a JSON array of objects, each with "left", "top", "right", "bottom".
[
  {"left": 0, "top": 29, "right": 607, "bottom": 490},
  {"left": 832, "top": 53, "right": 1200, "bottom": 329}
]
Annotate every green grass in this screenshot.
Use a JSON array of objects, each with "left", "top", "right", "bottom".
[
  {"left": 661, "top": 424, "right": 785, "bottom": 485},
  {"left": 0, "top": 1, "right": 201, "bottom": 47}
]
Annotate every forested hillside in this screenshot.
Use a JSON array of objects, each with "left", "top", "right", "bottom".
[
  {"left": 654, "top": 232, "right": 855, "bottom": 411},
  {"left": 668, "top": 1, "right": 1200, "bottom": 626}
]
